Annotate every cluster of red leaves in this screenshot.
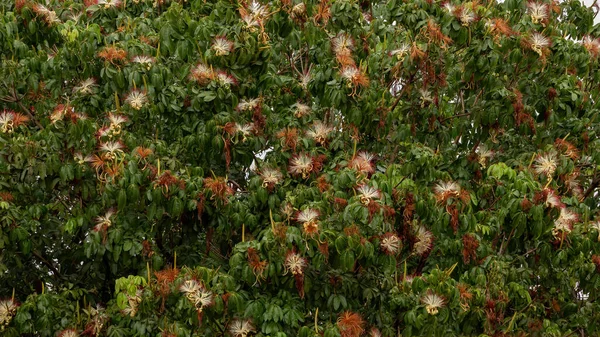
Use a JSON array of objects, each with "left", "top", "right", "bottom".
[
  {"left": 247, "top": 247, "right": 268, "bottom": 279},
  {"left": 276, "top": 127, "right": 299, "bottom": 151},
  {"left": 154, "top": 171, "right": 186, "bottom": 195},
  {"left": 98, "top": 46, "right": 128, "bottom": 65},
  {"left": 512, "top": 89, "right": 535, "bottom": 133},
  {"left": 337, "top": 311, "right": 365, "bottom": 337},
  {"left": 204, "top": 177, "right": 234, "bottom": 204},
  {"left": 462, "top": 234, "right": 479, "bottom": 264}
]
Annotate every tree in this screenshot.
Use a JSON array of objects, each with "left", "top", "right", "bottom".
[{"left": 1, "top": 0, "right": 600, "bottom": 335}]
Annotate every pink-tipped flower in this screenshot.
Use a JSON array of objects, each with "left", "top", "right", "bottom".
[
  {"left": 357, "top": 185, "right": 381, "bottom": 205},
  {"left": 543, "top": 188, "right": 565, "bottom": 209},
  {"left": 527, "top": 2, "right": 549, "bottom": 24},
  {"left": 99, "top": 141, "right": 125, "bottom": 157},
  {"left": 74, "top": 152, "right": 94, "bottom": 165},
  {"left": 413, "top": 226, "right": 433, "bottom": 256},
  {"left": 284, "top": 251, "right": 307, "bottom": 275},
  {"left": 215, "top": 70, "right": 238, "bottom": 87},
  {"left": 476, "top": 145, "right": 494, "bottom": 168},
  {"left": 421, "top": 291, "right": 445, "bottom": 315},
  {"left": 124, "top": 90, "right": 148, "bottom": 110},
  {"left": 289, "top": 153, "right": 314, "bottom": 178},
  {"left": 340, "top": 65, "right": 370, "bottom": 89},
  {"left": 380, "top": 232, "right": 401, "bottom": 255},
  {"left": 212, "top": 36, "right": 234, "bottom": 56},
  {"left": 348, "top": 151, "right": 375, "bottom": 175},
  {"left": 228, "top": 318, "right": 255, "bottom": 337},
  {"left": 94, "top": 209, "right": 116, "bottom": 232}
]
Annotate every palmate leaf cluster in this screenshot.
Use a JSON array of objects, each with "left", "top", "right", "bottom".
[{"left": 1, "top": 0, "right": 600, "bottom": 336}]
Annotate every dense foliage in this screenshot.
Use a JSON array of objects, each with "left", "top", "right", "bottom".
[{"left": 1, "top": 0, "right": 600, "bottom": 336}]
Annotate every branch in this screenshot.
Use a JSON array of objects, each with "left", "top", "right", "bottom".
[
  {"left": 31, "top": 250, "right": 62, "bottom": 279},
  {"left": 583, "top": 175, "right": 600, "bottom": 200}
]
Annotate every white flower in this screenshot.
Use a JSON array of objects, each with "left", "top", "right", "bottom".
[
  {"left": 289, "top": 153, "right": 313, "bottom": 178},
  {"left": 357, "top": 185, "right": 380, "bottom": 205},
  {"left": 132, "top": 55, "right": 155, "bottom": 70},
  {"left": 380, "top": 232, "right": 401, "bottom": 255},
  {"left": 212, "top": 36, "right": 234, "bottom": 56},
  {"left": 179, "top": 279, "right": 201, "bottom": 294},
  {"left": 527, "top": 2, "right": 549, "bottom": 24},
  {"left": 229, "top": 319, "right": 255, "bottom": 337},
  {"left": 331, "top": 33, "right": 354, "bottom": 56},
  {"left": 296, "top": 208, "right": 319, "bottom": 224},
  {"left": 306, "top": 121, "right": 333, "bottom": 145},
  {"left": 237, "top": 98, "right": 261, "bottom": 111},
  {"left": 284, "top": 251, "right": 307, "bottom": 275},
  {"left": 259, "top": 168, "right": 283, "bottom": 188},
  {"left": 533, "top": 152, "right": 557, "bottom": 178},
  {"left": 125, "top": 90, "right": 148, "bottom": 110},
  {"left": 552, "top": 208, "right": 578, "bottom": 237},
  {"left": 389, "top": 43, "right": 410, "bottom": 59},
  {"left": 530, "top": 33, "right": 551, "bottom": 56},
  {"left": 459, "top": 7, "right": 476, "bottom": 26},
  {"left": 293, "top": 103, "right": 311, "bottom": 118},
  {"left": 590, "top": 221, "right": 600, "bottom": 242},
  {"left": 73, "top": 78, "right": 98, "bottom": 95},
  {"left": 421, "top": 291, "right": 445, "bottom": 315},
  {"left": 413, "top": 226, "right": 433, "bottom": 256}
]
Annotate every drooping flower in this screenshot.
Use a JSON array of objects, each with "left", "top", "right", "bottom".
[
  {"left": 337, "top": 311, "right": 365, "bottom": 337},
  {"left": 527, "top": 2, "right": 549, "bottom": 24},
  {"left": 212, "top": 36, "right": 234, "bottom": 56},
  {"left": 306, "top": 121, "right": 333, "bottom": 146},
  {"left": 533, "top": 152, "right": 557, "bottom": 179},
  {"left": 228, "top": 319, "right": 255, "bottom": 337},
  {"left": 421, "top": 291, "right": 445, "bottom": 315},
  {"left": 289, "top": 153, "right": 314, "bottom": 178},
  {"left": 357, "top": 185, "right": 381, "bottom": 205},
  {"left": 380, "top": 232, "right": 401, "bottom": 255},
  {"left": 121, "top": 289, "right": 143, "bottom": 317},
  {"left": 283, "top": 251, "right": 307, "bottom": 275},
  {"left": 413, "top": 226, "right": 433, "bottom": 256},
  {"left": 124, "top": 90, "right": 148, "bottom": 110},
  {"left": 73, "top": 78, "right": 98, "bottom": 95}
]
